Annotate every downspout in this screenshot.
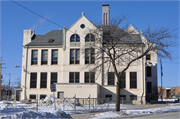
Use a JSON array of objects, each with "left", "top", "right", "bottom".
[
  {"left": 63, "top": 27, "right": 66, "bottom": 51},
  {"left": 140, "top": 29, "right": 145, "bottom": 104},
  {"left": 24, "top": 46, "right": 29, "bottom": 100},
  {"left": 100, "top": 28, "right": 104, "bottom": 85},
  {"left": 141, "top": 46, "right": 145, "bottom": 104}
]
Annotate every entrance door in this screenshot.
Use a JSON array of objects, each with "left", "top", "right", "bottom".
[{"left": 58, "top": 92, "right": 64, "bottom": 98}]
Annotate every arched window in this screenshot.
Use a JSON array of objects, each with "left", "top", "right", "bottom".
[
  {"left": 85, "top": 34, "right": 95, "bottom": 42},
  {"left": 70, "top": 34, "right": 80, "bottom": 42}
]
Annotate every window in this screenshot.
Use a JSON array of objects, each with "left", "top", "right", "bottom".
[
  {"left": 42, "top": 50, "right": 48, "bottom": 65},
  {"left": 40, "top": 73, "right": 47, "bottom": 88},
  {"left": 120, "top": 72, "right": 126, "bottom": 88},
  {"left": 85, "top": 72, "right": 95, "bottom": 83},
  {"left": 40, "top": 95, "right": 46, "bottom": 99},
  {"left": 70, "top": 49, "right": 80, "bottom": 64},
  {"left": 80, "top": 24, "right": 85, "bottom": 29},
  {"left": 130, "top": 95, "right": 137, "bottom": 100},
  {"left": 52, "top": 50, "right": 58, "bottom": 64},
  {"left": 69, "top": 72, "right": 79, "bottom": 83},
  {"left": 105, "top": 95, "right": 112, "bottom": 101},
  {"left": 85, "top": 49, "right": 95, "bottom": 64},
  {"left": 130, "top": 72, "right": 137, "bottom": 88},
  {"left": 31, "top": 50, "right": 38, "bottom": 65},
  {"left": 70, "top": 34, "right": 80, "bottom": 42},
  {"left": 30, "top": 95, "right": 36, "bottom": 99},
  {"left": 120, "top": 95, "right": 126, "bottom": 100},
  {"left": 146, "top": 67, "right": 152, "bottom": 77},
  {"left": 147, "top": 82, "right": 152, "bottom": 93},
  {"left": 51, "top": 73, "right": 57, "bottom": 87},
  {"left": 108, "top": 72, "right": 115, "bottom": 85},
  {"left": 146, "top": 54, "right": 151, "bottom": 60},
  {"left": 30, "top": 73, "right": 37, "bottom": 88},
  {"left": 85, "top": 34, "right": 95, "bottom": 42}
]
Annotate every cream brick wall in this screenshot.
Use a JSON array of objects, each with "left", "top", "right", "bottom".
[{"left": 21, "top": 14, "right": 157, "bottom": 103}]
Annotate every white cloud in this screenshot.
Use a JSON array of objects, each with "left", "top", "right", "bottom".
[{"left": 29, "top": 16, "right": 47, "bottom": 30}]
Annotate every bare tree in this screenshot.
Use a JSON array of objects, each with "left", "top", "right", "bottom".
[{"left": 81, "top": 15, "right": 177, "bottom": 111}]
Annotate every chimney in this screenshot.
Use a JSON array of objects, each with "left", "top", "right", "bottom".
[
  {"left": 102, "top": 5, "right": 109, "bottom": 25},
  {"left": 23, "top": 30, "right": 34, "bottom": 46}
]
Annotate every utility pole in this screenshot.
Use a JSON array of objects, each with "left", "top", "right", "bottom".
[
  {"left": 7, "top": 73, "right": 13, "bottom": 101},
  {"left": 0, "top": 63, "right": 6, "bottom": 101},
  {"left": 160, "top": 59, "right": 163, "bottom": 101},
  {"left": 15, "top": 76, "right": 21, "bottom": 88}
]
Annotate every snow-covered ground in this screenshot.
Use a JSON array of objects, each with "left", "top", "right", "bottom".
[
  {"left": 93, "top": 106, "right": 180, "bottom": 119},
  {"left": 0, "top": 97, "right": 179, "bottom": 119}
]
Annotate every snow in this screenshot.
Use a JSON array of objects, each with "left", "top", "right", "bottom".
[
  {"left": 93, "top": 106, "right": 180, "bottom": 119},
  {"left": 158, "top": 99, "right": 178, "bottom": 101},
  {"left": 0, "top": 98, "right": 180, "bottom": 119}
]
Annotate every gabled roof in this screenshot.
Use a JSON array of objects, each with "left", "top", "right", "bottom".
[
  {"left": 101, "top": 26, "right": 143, "bottom": 45},
  {"left": 66, "top": 13, "right": 97, "bottom": 31},
  {"left": 26, "top": 30, "right": 63, "bottom": 46}
]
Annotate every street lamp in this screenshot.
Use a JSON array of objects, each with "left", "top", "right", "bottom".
[{"left": 15, "top": 65, "right": 20, "bottom": 68}]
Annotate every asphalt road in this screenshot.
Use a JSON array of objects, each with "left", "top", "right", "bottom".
[
  {"left": 120, "top": 112, "right": 180, "bottom": 119},
  {"left": 71, "top": 111, "right": 180, "bottom": 119}
]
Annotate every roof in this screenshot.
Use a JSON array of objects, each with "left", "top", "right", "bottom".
[
  {"left": 99, "top": 26, "right": 144, "bottom": 45},
  {"left": 26, "top": 30, "right": 63, "bottom": 46}
]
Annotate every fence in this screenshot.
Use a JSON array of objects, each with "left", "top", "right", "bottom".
[
  {"left": 1, "top": 95, "right": 14, "bottom": 101},
  {"left": 0, "top": 96, "right": 146, "bottom": 116},
  {"left": 0, "top": 101, "right": 38, "bottom": 117},
  {"left": 62, "top": 97, "right": 110, "bottom": 113}
]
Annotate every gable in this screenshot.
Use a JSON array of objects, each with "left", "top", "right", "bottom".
[{"left": 66, "top": 13, "right": 97, "bottom": 37}]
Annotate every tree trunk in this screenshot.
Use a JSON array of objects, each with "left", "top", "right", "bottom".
[{"left": 115, "top": 81, "right": 120, "bottom": 111}]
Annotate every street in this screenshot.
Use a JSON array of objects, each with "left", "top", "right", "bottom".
[
  {"left": 121, "top": 112, "right": 180, "bottom": 119},
  {"left": 71, "top": 111, "right": 180, "bottom": 119}
]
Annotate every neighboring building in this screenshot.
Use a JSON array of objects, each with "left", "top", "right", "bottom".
[
  {"left": 158, "top": 86, "right": 180, "bottom": 99},
  {"left": 20, "top": 5, "right": 158, "bottom": 104}
]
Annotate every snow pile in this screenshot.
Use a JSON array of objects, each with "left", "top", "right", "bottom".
[
  {"left": 158, "top": 99, "right": 178, "bottom": 101},
  {"left": 93, "top": 106, "right": 180, "bottom": 119},
  {"left": 0, "top": 109, "right": 72, "bottom": 119},
  {"left": 43, "top": 96, "right": 54, "bottom": 103}
]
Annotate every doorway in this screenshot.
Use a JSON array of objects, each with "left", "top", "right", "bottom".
[{"left": 58, "top": 92, "right": 64, "bottom": 99}]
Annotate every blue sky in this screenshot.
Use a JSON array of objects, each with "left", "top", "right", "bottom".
[{"left": 0, "top": 1, "right": 179, "bottom": 87}]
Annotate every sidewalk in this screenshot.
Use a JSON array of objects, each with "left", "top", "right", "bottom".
[{"left": 70, "top": 104, "right": 180, "bottom": 119}]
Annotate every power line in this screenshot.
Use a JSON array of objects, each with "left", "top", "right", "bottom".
[
  {"left": 10, "top": 0, "right": 85, "bottom": 38},
  {"left": 10, "top": 0, "right": 63, "bottom": 28}
]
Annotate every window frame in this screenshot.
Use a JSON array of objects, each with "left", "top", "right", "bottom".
[
  {"left": 85, "top": 34, "right": 95, "bottom": 42},
  {"left": 51, "top": 49, "right": 58, "bottom": 65},
  {"left": 40, "top": 72, "right": 47, "bottom": 88},
  {"left": 120, "top": 95, "right": 126, "bottom": 100},
  {"left": 146, "top": 54, "right": 151, "bottom": 60},
  {"left": 70, "top": 49, "right": 80, "bottom": 64},
  {"left": 130, "top": 72, "right": 137, "bottom": 89},
  {"left": 41, "top": 50, "right": 48, "bottom": 65},
  {"left": 31, "top": 50, "right": 38, "bottom": 65},
  {"left": 30, "top": 73, "right": 37, "bottom": 88},
  {"left": 69, "top": 72, "right": 79, "bottom": 83},
  {"left": 105, "top": 94, "right": 112, "bottom": 101},
  {"left": 51, "top": 72, "right": 57, "bottom": 88},
  {"left": 146, "top": 66, "right": 152, "bottom": 77},
  {"left": 70, "top": 34, "right": 80, "bottom": 42},
  {"left": 40, "top": 95, "right": 46, "bottom": 99},
  {"left": 120, "top": 72, "right": 126, "bottom": 88},
  {"left": 84, "top": 72, "right": 95, "bottom": 83},
  {"left": 85, "top": 48, "right": 95, "bottom": 64},
  {"left": 30, "top": 95, "right": 36, "bottom": 99},
  {"left": 108, "top": 72, "right": 115, "bottom": 85},
  {"left": 130, "top": 95, "right": 137, "bottom": 100}
]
